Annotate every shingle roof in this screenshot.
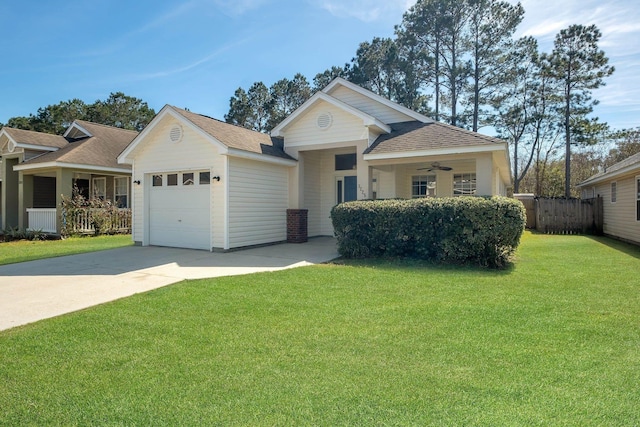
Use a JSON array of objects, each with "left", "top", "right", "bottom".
[
  {"left": 580, "top": 151, "right": 640, "bottom": 185},
  {"left": 172, "top": 107, "right": 293, "bottom": 160},
  {"left": 21, "top": 121, "right": 137, "bottom": 170},
  {"left": 2, "top": 127, "right": 68, "bottom": 149},
  {"left": 364, "top": 121, "right": 506, "bottom": 155}
]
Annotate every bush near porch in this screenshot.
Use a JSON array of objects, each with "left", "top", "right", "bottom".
[
  {"left": 61, "top": 190, "right": 131, "bottom": 237},
  {"left": 331, "top": 196, "right": 525, "bottom": 268}
]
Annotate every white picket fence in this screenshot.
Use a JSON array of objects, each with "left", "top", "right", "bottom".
[{"left": 27, "top": 208, "right": 131, "bottom": 234}]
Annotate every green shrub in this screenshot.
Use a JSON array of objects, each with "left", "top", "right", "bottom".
[{"left": 331, "top": 197, "right": 526, "bottom": 268}]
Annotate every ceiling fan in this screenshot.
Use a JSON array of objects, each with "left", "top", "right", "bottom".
[{"left": 417, "top": 162, "right": 452, "bottom": 172}]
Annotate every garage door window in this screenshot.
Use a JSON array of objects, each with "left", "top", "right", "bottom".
[
  {"left": 152, "top": 175, "right": 163, "bottom": 186},
  {"left": 183, "top": 173, "right": 194, "bottom": 185},
  {"left": 200, "top": 172, "right": 210, "bottom": 185},
  {"left": 167, "top": 174, "right": 178, "bottom": 186}
]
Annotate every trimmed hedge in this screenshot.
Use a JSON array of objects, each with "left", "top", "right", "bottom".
[{"left": 330, "top": 196, "right": 526, "bottom": 268}]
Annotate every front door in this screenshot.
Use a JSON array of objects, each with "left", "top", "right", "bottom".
[{"left": 337, "top": 176, "right": 357, "bottom": 203}]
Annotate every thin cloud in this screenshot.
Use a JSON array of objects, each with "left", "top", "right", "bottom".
[
  {"left": 315, "top": 0, "right": 414, "bottom": 22},
  {"left": 209, "top": 0, "right": 269, "bottom": 16},
  {"left": 130, "top": 39, "right": 250, "bottom": 81},
  {"left": 135, "top": 1, "right": 199, "bottom": 34}
]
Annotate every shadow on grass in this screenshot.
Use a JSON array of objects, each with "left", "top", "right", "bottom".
[
  {"left": 329, "top": 256, "right": 515, "bottom": 276},
  {"left": 586, "top": 235, "right": 640, "bottom": 259}
]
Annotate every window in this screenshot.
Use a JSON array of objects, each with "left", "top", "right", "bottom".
[
  {"left": 152, "top": 175, "right": 163, "bottom": 186},
  {"left": 114, "top": 177, "right": 129, "bottom": 208},
  {"left": 453, "top": 173, "right": 477, "bottom": 196},
  {"left": 199, "top": 172, "right": 210, "bottom": 185},
  {"left": 636, "top": 177, "right": 640, "bottom": 221},
  {"left": 611, "top": 182, "right": 617, "bottom": 203},
  {"left": 183, "top": 173, "right": 194, "bottom": 186},
  {"left": 167, "top": 174, "right": 178, "bottom": 186},
  {"left": 92, "top": 177, "right": 106, "bottom": 200},
  {"left": 335, "top": 153, "right": 357, "bottom": 171},
  {"left": 411, "top": 175, "right": 436, "bottom": 198}
]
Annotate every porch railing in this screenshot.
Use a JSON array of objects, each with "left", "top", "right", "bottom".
[
  {"left": 26, "top": 208, "right": 58, "bottom": 233},
  {"left": 28, "top": 207, "right": 132, "bottom": 235}
]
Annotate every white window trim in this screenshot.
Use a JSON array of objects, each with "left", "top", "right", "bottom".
[
  {"left": 114, "top": 176, "right": 130, "bottom": 208},
  {"left": 636, "top": 176, "right": 640, "bottom": 222},
  {"left": 611, "top": 181, "right": 617, "bottom": 204},
  {"left": 411, "top": 174, "right": 437, "bottom": 198},
  {"left": 92, "top": 177, "right": 106, "bottom": 200}
]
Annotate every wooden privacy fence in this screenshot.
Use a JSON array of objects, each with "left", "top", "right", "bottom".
[{"left": 514, "top": 195, "right": 603, "bottom": 235}]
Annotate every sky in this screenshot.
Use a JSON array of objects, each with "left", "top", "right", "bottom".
[{"left": 1, "top": 0, "right": 639, "bottom": 135}]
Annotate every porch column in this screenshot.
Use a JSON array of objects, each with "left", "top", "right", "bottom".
[
  {"left": 18, "top": 172, "right": 34, "bottom": 230},
  {"left": 475, "top": 155, "right": 493, "bottom": 196},
  {"left": 288, "top": 148, "right": 303, "bottom": 209},
  {"left": 356, "top": 141, "right": 372, "bottom": 199},
  {"left": 55, "top": 169, "right": 74, "bottom": 234}
]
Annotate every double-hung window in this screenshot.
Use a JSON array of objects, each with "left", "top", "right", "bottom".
[
  {"left": 92, "top": 177, "right": 106, "bottom": 200},
  {"left": 611, "top": 182, "right": 617, "bottom": 203},
  {"left": 114, "top": 177, "right": 129, "bottom": 208},
  {"left": 636, "top": 177, "right": 640, "bottom": 221},
  {"left": 453, "top": 173, "right": 477, "bottom": 196},
  {"left": 411, "top": 175, "right": 436, "bottom": 198}
]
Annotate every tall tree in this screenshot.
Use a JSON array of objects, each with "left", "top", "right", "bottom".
[
  {"left": 267, "top": 73, "right": 312, "bottom": 130},
  {"left": 604, "top": 127, "right": 640, "bottom": 166},
  {"left": 86, "top": 92, "right": 155, "bottom": 131},
  {"left": 396, "top": 0, "right": 446, "bottom": 120},
  {"left": 349, "top": 37, "right": 401, "bottom": 100},
  {"left": 548, "top": 24, "right": 614, "bottom": 198},
  {"left": 465, "top": 0, "right": 524, "bottom": 131},
  {"left": 313, "top": 65, "right": 351, "bottom": 91}
]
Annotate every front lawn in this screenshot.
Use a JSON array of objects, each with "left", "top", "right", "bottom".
[
  {"left": 0, "top": 234, "right": 133, "bottom": 265},
  {"left": 1, "top": 233, "right": 639, "bottom": 425}
]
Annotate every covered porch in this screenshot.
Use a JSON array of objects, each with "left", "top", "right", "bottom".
[
  {"left": 15, "top": 167, "right": 132, "bottom": 235},
  {"left": 290, "top": 145, "right": 511, "bottom": 237}
]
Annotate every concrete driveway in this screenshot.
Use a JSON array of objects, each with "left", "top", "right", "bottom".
[{"left": 0, "top": 237, "right": 338, "bottom": 331}]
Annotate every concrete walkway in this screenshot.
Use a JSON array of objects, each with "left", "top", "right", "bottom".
[{"left": 0, "top": 237, "right": 338, "bottom": 331}]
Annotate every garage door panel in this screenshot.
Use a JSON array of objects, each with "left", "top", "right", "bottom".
[{"left": 149, "top": 172, "right": 211, "bottom": 250}]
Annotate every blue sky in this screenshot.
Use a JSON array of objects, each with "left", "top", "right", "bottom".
[{"left": 1, "top": 0, "right": 638, "bottom": 134}]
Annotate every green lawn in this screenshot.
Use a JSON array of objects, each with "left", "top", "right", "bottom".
[
  {"left": 0, "top": 234, "right": 133, "bottom": 265},
  {"left": 1, "top": 232, "right": 639, "bottom": 425}
]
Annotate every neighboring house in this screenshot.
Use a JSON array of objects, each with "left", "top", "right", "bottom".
[
  {"left": 119, "top": 78, "right": 511, "bottom": 251},
  {"left": 0, "top": 121, "right": 137, "bottom": 234},
  {"left": 578, "top": 152, "right": 640, "bottom": 245}
]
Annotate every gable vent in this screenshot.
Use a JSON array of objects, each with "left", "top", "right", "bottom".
[
  {"left": 7, "top": 140, "right": 16, "bottom": 152},
  {"left": 317, "top": 112, "right": 333, "bottom": 130},
  {"left": 169, "top": 125, "right": 183, "bottom": 143}
]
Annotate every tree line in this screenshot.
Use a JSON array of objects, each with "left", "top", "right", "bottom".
[
  {"left": 1, "top": 92, "right": 155, "bottom": 134},
  {"left": 225, "top": 0, "right": 623, "bottom": 198}
]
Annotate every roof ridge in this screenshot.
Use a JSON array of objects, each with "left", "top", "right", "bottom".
[
  {"left": 74, "top": 120, "right": 139, "bottom": 134},
  {"left": 431, "top": 121, "right": 503, "bottom": 143}
]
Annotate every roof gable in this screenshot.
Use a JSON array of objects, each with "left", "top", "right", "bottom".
[
  {"left": 0, "top": 127, "right": 68, "bottom": 152},
  {"left": 16, "top": 121, "right": 137, "bottom": 171},
  {"left": 579, "top": 151, "right": 640, "bottom": 186},
  {"left": 323, "top": 77, "right": 433, "bottom": 124},
  {"left": 119, "top": 105, "right": 293, "bottom": 164},
  {"left": 270, "top": 91, "right": 390, "bottom": 137}
]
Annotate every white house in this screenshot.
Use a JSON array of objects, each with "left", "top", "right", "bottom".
[
  {"left": 118, "top": 78, "right": 512, "bottom": 251},
  {"left": 578, "top": 152, "right": 640, "bottom": 245}
]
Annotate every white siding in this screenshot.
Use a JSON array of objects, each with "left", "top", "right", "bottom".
[
  {"left": 228, "top": 157, "right": 289, "bottom": 248},
  {"left": 285, "top": 101, "right": 369, "bottom": 148},
  {"left": 129, "top": 115, "right": 222, "bottom": 247},
  {"left": 595, "top": 172, "right": 640, "bottom": 245},
  {"left": 329, "top": 86, "right": 416, "bottom": 124}
]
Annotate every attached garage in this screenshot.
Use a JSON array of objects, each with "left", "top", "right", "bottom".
[
  {"left": 148, "top": 171, "right": 211, "bottom": 250},
  {"left": 118, "top": 105, "right": 297, "bottom": 251}
]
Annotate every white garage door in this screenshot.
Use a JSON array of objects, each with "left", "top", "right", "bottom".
[{"left": 149, "top": 171, "right": 211, "bottom": 250}]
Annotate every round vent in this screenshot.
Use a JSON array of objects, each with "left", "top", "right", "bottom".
[
  {"left": 316, "top": 112, "right": 333, "bottom": 130},
  {"left": 7, "top": 140, "right": 15, "bottom": 153},
  {"left": 169, "top": 125, "right": 183, "bottom": 143}
]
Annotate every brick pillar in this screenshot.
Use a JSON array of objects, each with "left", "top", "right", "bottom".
[{"left": 286, "top": 209, "right": 308, "bottom": 243}]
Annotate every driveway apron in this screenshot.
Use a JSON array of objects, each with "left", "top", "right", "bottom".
[{"left": 0, "top": 237, "right": 338, "bottom": 331}]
